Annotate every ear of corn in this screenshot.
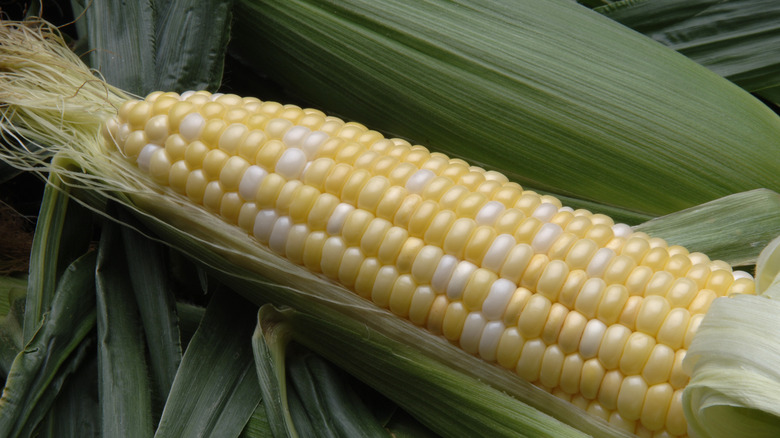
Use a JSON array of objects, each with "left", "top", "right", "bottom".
[
  {"left": 1, "top": 19, "right": 779, "bottom": 438},
  {"left": 231, "top": 0, "right": 780, "bottom": 221}
]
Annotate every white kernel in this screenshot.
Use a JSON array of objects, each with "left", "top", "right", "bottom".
[
  {"left": 612, "top": 223, "right": 632, "bottom": 238},
  {"left": 209, "top": 92, "right": 224, "bottom": 101},
  {"left": 326, "top": 203, "right": 355, "bottom": 236},
  {"left": 478, "top": 320, "right": 505, "bottom": 361},
  {"left": 559, "top": 206, "right": 574, "bottom": 213},
  {"left": 180, "top": 90, "right": 196, "bottom": 100},
  {"left": 475, "top": 200, "right": 506, "bottom": 226},
  {"left": 482, "top": 234, "right": 516, "bottom": 272},
  {"left": 239, "top": 165, "right": 268, "bottom": 201},
  {"left": 586, "top": 248, "right": 615, "bottom": 277},
  {"left": 732, "top": 270, "right": 754, "bottom": 280},
  {"left": 532, "top": 203, "right": 558, "bottom": 222},
  {"left": 253, "top": 209, "right": 279, "bottom": 243},
  {"left": 275, "top": 148, "right": 307, "bottom": 179},
  {"left": 460, "top": 312, "right": 487, "bottom": 354},
  {"left": 446, "top": 261, "right": 478, "bottom": 300},
  {"left": 579, "top": 319, "right": 607, "bottom": 359},
  {"left": 137, "top": 144, "right": 161, "bottom": 173},
  {"left": 532, "top": 222, "right": 563, "bottom": 253},
  {"left": 482, "top": 278, "right": 516, "bottom": 320},
  {"left": 179, "top": 112, "right": 206, "bottom": 142},
  {"left": 431, "top": 254, "right": 458, "bottom": 293},
  {"left": 283, "top": 125, "right": 311, "bottom": 148},
  {"left": 269, "top": 216, "right": 293, "bottom": 255},
  {"left": 302, "top": 131, "right": 330, "bottom": 159},
  {"left": 405, "top": 169, "right": 436, "bottom": 194}
]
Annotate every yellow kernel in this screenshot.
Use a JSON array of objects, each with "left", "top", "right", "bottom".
[
  {"left": 520, "top": 253, "right": 549, "bottom": 291},
  {"left": 642, "top": 344, "right": 675, "bottom": 386},
  {"left": 185, "top": 170, "right": 208, "bottom": 203},
  {"left": 284, "top": 224, "right": 310, "bottom": 265},
  {"left": 516, "top": 338, "right": 546, "bottom": 382},
  {"left": 644, "top": 271, "right": 675, "bottom": 297},
  {"left": 496, "top": 327, "right": 524, "bottom": 369},
  {"left": 338, "top": 247, "right": 366, "bottom": 288},
  {"left": 541, "top": 303, "right": 569, "bottom": 345},
  {"left": 408, "top": 285, "right": 436, "bottom": 326},
  {"left": 498, "top": 244, "right": 534, "bottom": 284},
  {"left": 558, "top": 311, "right": 588, "bottom": 354},
  {"left": 145, "top": 146, "right": 171, "bottom": 183},
  {"left": 442, "top": 301, "right": 468, "bottom": 342},
  {"left": 307, "top": 193, "right": 339, "bottom": 231},
  {"left": 423, "top": 210, "right": 457, "bottom": 247},
  {"left": 238, "top": 130, "right": 267, "bottom": 162},
  {"left": 566, "top": 239, "right": 599, "bottom": 270},
  {"left": 407, "top": 200, "right": 439, "bottom": 238},
  {"left": 254, "top": 139, "right": 285, "bottom": 170},
  {"left": 438, "top": 185, "right": 469, "bottom": 211},
  {"left": 389, "top": 274, "right": 417, "bottom": 318},
  {"left": 642, "top": 247, "right": 670, "bottom": 271},
  {"left": 502, "top": 287, "right": 532, "bottom": 327},
  {"left": 665, "top": 253, "right": 692, "bottom": 277},
  {"left": 128, "top": 101, "right": 152, "bottom": 128},
  {"left": 421, "top": 176, "right": 455, "bottom": 202},
  {"left": 340, "top": 209, "right": 373, "bottom": 247},
  {"left": 393, "top": 194, "right": 423, "bottom": 229},
  {"left": 598, "top": 370, "right": 624, "bottom": 411},
  {"left": 585, "top": 223, "right": 614, "bottom": 247},
  {"left": 666, "top": 390, "right": 687, "bottom": 436},
  {"left": 199, "top": 119, "right": 227, "bottom": 147},
  {"left": 202, "top": 148, "right": 230, "bottom": 180},
  {"left": 357, "top": 176, "right": 391, "bottom": 213},
  {"left": 265, "top": 118, "right": 294, "bottom": 139},
  {"left": 575, "top": 278, "right": 606, "bottom": 319},
  {"left": 539, "top": 344, "right": 566, "bottom": 389},
  {"left": 617, "top": 375, "right": 648, "bottom": 422},
  {"left": 619, "top": 295, "right": 643, "bottom": 330},
  {"left": 353, "top": 257, "right": 381, "bottom": 298},
  {"left": 558, "top": 269, "right": 588, "bottom": 309},
  {"left": 144, "top": 114, "right": 169, "bottom": 144},
  {"left": 396, "top": 237, "right": 425, "bottom": 274},
  {"left": 456, "top": 192, "right": 488, "bottom": 219},
  {"left": 464, "top": 226, "right": 497, "bottom": 266},
  {"left": 536, "top": 260, "right": 569, "bottom": 302},
  {"left": 411, "top": 245, "right": 444, "bottom": 284},
  {"left": 586, "top": 400, "right": 610, "bottom": 422},
  {"left": 219, "top": 192, "right": 243, "bottom": 224},
  {"left": 320, "top": 237, "right": 347, "bottom": 279},
  {"left": 635, "top": 295, "right": 671, "bottom": 336},
  {"left": 728, "top": 277, "right": 755, "bottom": 296},
  {"left": 580, "top": 358, "right": 606, "bottom": 400},
  {"left": 426, "top": 295, "right": 450, "bottom": 335},
  {"left": 462, "top": 268, "right": 497, "bottom": 311},
  {"left": 565, "top": 215, "right": 593, "bottom": 238},
  {"left": 620, "top": 331, "right": 656, "bottom": 375},
  {"left": 598, "top": 324, "right": 632, "bottom": 370},
  {"left": 626, "top": 266, "right": 654, "bottom": 296},
  {"left": 237, "top": 202, "right": 259, "bottom": 233},
  {"left": 375, "top": 185, "right": 408, "bottom": 222},
  {"left": 458, "top": 171, "right": 486, "bottom": 191},
  {"left": 493, "top": 208, "right": 524, "bottom": 235},
  {"left": 443, "top": 218, "right": 477, "bottom": 258},
  {"left": 377, "top": 227, "right": 409, "bottom": 265},
  {"left": 168, "top": 160, "right": 190, "bottom": 194},
  {"left": 547, "top": 232, "right": 578, "bottom": 261},
  {"left": 559, "top": 353, "right": 584, "bottom": 395},
  {"left": 603, "top": 255, "right": 637, "bottom": 285},
  {"left": 255, "top": 173, "right": 286, "bottom": 208},
  {"left": 670, "top": 350, "right": 689, "bottom": 389},
  {"left": 387, "top": 162, "right": 418, "bottom": 187},
  {"left": 706, "top": 269, "right": 734, "bottom": 296}
]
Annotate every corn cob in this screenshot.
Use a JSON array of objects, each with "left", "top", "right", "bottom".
[{"left": 104, "top": 90, "right": 756, "bottom": 437}]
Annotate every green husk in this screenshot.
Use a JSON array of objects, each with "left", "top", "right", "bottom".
[{"left": 230, "top": 0, "right": 780, "bottom": 220}]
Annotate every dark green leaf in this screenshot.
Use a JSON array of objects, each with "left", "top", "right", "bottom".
[
  {"left": 155, "top": 289, "right": 260, "bottom": 438},
  {"left": 598, "top": 0, "right": 780, "bottom": 102},
  {"left": 95, "top": 219, "right": 154, "bottom": 438},
  {"left": 118, "top": 209, "right": 182, "bottom": 401},
  {"left": 153, "top": 0, "right": 234, "bottom": 92},
  {"left": 0, "top": 251, "right": 96, "bottom": 437}
]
